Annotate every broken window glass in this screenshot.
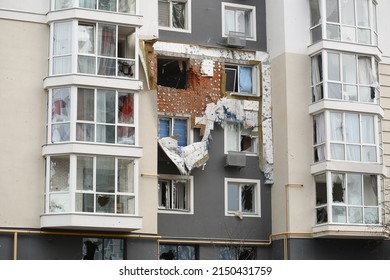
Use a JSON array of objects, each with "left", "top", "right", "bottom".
[
  {"left": 160, "top": 244, "right": 197, "bottom": 260},
  {"left": 158, "top": 178, "right": 190, "bottom": 211},
  {"left": 332, "top": 173, "right": 345, "bottom": 203},
  {"left": 82, "top": 238, "right": 124, "bottom": 260},
  {"left": 219, "top": 246, "right": 255, "bottom": 260},
  {"left": 157, "top": 58, "right": 188, "bottom": 89},
  {"left": 241, "top": 184, "right": 254, "bottom": 213}
]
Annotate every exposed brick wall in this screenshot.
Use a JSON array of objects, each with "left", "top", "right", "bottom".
[{"left": 146, "top": 42, "right": 224, "bottom": 119}]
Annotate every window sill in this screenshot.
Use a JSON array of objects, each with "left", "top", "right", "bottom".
[
  {"left": 229, "top": 92, "right": 260, "bottom": 98},
  {"left": 158, "top": 26, "right": 191, "bottom": 34},
  {"left": 40, "top": 213, "right": 142, "bottom": 232},
  {"left": 158, "top": 209, "right": 193, "bottom": 215},
  {"left": 313, "top": 224, "right": 388, "bottom": 239}
]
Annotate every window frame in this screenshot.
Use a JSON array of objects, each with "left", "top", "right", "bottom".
[
  {"left": 224, "top": 178, "right": 261, "bottom": 218},
  {"left": 224, "top": 63, "right": 260, "bottom": 97},
  {"left": 311, "top": 51, "right": 379, "bottom": 104},
  {"left": 158, "top": 174, "right": 194, "bottom": 214},
  {"left": 314, "top": 171, "right": 382, "bottom": 225},
  {"left": 50, "top": 20, "right": 138, "bottom": 79},
  {"left": 45, "top": 155, "right": 139, "bottom": 216},
  {"left": 158, "top": 116, "right": 190, "bottom": 147},
  {"left": 309, "top": 0, "right": 378, "bottom": 45},
  {"left": 158, "top": 0, "right": 192, "bottom": 33},
  {"left": 48, "top": 86, "right": 138, "bottom": 146},
  {"left": 221, "top": 2, "right": 257, "bottom": 41},
  {"left": 313, "top": 111, "right": 382, "bottom": 164},
  {"left": 52, "top": 0, "right": 137, "bottom": 14},
  {"left": 224, "top": 122, "right": 259, "bottom": 156},
  {"left": 159, "top": 244, "right": 198, "bottom": 260},
  {"left": 82, "top": 237, "right": 125, "bottom": 260}
]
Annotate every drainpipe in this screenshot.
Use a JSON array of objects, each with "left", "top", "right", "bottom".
[{"left": 13, "top": 232, "right": 18, "bottom": 260}]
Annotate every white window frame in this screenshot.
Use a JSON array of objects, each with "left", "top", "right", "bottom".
[
  {"left": 224, "top": 178, "right": 261, "bottom": 218},
  {"left": 158, "top": 0, "right": 192, "bottom": 33},
  {"left": 158, "top": 174, "right": 194, "bottom": 214},
  {"left": 224, "top": 63, "right": 260, "bottom": 97},
  {"left": 45, "top": 155, "right": 139, "bottom": 215},
  {"left": 48, "top": 86, "right": 138, "bottom": 146},
  {"left": 52, "top": 0, "right": 138, "bottom": 14},
  {"left": 224, "top": 122, "right": 259, "bottom": 156},
  {"left": 50, "top": 20, "right": 138, "bottom": 79},
  {"left": 221, "top": 2, "right": 257, "bottom": 41}
]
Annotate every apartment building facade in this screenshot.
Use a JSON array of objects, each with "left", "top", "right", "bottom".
[
  {"left": 267, "top": 0, "right": 390, "bottom": 259},
  {"left": 2, "top": 0, "right": 390, "bottom": 260}
]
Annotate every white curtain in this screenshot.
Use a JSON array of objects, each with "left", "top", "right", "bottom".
[
  {"left": 330, "top": 112, "right": 343, "bottom": 141},
  {"left": 326, "top": 0, "right": 339, "bottom": 22},
  {"left": 361, "top": 115, "right": 375, "bottom": 144},
  {"left": 226, "top": 123, "right": 239, "bottom": 152},
  {"left": 53, "top": 22, "right": 72, "bottom": 74},
  {"left": 340, "top": 0, "right": 355, "bottom": 25},
  {"left": 119, "top": 0, "right": 136, "bottom": 13},
  {"left": 345, "top": 113, "right": 360, "bottom": 143},
  {"left": 314, "top": 113, "right": 326, "bottom": 161},
  {"left": 311, "top": 55, "right": 322, "bottom": 101}
]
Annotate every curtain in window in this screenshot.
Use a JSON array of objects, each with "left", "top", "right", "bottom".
[
  {"left": 239, "top": 66, "right": 252, "bottom": 93},
  {"left": 356, "top": 0, "right": 369, "bottom": 27},
  {"left": 78, "top": 24, "right": 95, "bottom": 74},
  {"left": 79, "top": 0, "right": 96, "bottom": 9},
  {"left": 235, "top": 10, "right": 246, "bottom": 34},
  {"left": 330, "top": 112, "right": 343, "bottom": 141},
  {"left": 227, "top": 183, "right": 239, "bottom": 212},
  {"left": 172, "top": 2, "right": 185, "bottom": 29},
  {"left": 311, "top": 55, "right": 322, "bottom": 101},
  {"left": 361, "top": 115, "right": 374, "bottom": 144},
  {"left": 314, "top": 114, "right": 326, "bottom": 161},
  {"left": 98, "top": 24, "right": 116, "bottom": 76},
  {"left": 158, "top": 0, "right": 170, "bottom": 27},
  {"left": 225, "top": 9, "right": 235, "bottom": 35},
  {"left": 77, "top": 88, "right": 94, "bottom": 142},
  {"left": 118, "top": 93, "right": 134, "bottom": 124},
  {"left": 53, "top": 22, "right": 72, "bottom": 74},
  {"left": 310, "top": 0, "right": 322, "bottom": 26},
  {"left": 345, "top": 113, "right": 360, "bottom": 161},
  {"left": 55, "top": 0, "right": 73, "bottom": 9},
  {"left": 226, "top": 123, "right": 239, "bottom": 152},
  {"left": 97, "top": 90, "right": 115, "bottom": 143},
  {"left": 340, "top": 0, "right": 355, "bottom": 25}
]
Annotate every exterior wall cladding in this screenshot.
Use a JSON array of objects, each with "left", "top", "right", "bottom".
[{"left": 1, "top": 0, "right": 390, "bottom": 261}]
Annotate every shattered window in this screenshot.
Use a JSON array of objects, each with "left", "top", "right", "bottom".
[
  {"left": 225, "top": 122, "right": 258, "bottom": 154},
  {"left": 82, "top": 237, "right": 124, "bottom": 260},
  {"left": 157, "top": 58, "right": 188, "bottom": 89},
  {"left": 314, "top": 171, "right": 380, "bottom": 225},
  {"left": 46, "top": 155, "right": 136, "bottom": 215},
  {"left": 226, "top": 179, "right": 260, "bottom": 217},
  {"left": 158, "top": 0, "right": 189, "bottom": 30},
  {"left": 158, "top": 117, "right": 188, "bottom": 146},
  {"left": 225, "top": 64, "right": 253, "bottom": 95},
  {"left": 158, "top": 178, "right": 190, "bottom": 211},
  {"left": 160, "top": 244, "right": 197, "bottom": 260},
  {"left": 219, "top": 246, "right": 256, "bottom": 260}
]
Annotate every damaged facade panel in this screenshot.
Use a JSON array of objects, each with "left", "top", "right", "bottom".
[{"left": 148, "top": 41, "right": 273, "bottom": 182}]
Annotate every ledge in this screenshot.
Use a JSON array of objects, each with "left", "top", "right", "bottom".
[
  {"left": 313, "top": 224, "right": 388, "bottom": 239},
  {"left": 41, "top": 213, "right": 142, "bottom": 232}
]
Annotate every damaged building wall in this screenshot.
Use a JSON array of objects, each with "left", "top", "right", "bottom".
[{"left": 145, "top": 41, "right": 274, "bottom": 183}]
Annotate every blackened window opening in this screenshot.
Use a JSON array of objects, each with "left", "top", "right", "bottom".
[{"left": 158, "top": 58, "right": 188, "bottom": 89}]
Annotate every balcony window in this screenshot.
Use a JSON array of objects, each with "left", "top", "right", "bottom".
[
  {"left": 313, "top": 111, "right": 381, "bottom": 163},
  {"left": 51, "top": 21, "right": 137, "bottom": 78},
  {"left": 50, "top": 87, "right": 136, "bottom": 145},
  {"left": 309, "top": 0, "right": 378, "bottom": 45},
  {"left": 46, "top": 155, "right": 136, "bottom": 215},
  {"left": 53, "top": 0, "right": 136, "bottom": 14},
  {"left": 315, "top": 172, "right": 381, "bottom": 225},
  {"left": 311, "top": 51, "right": 379, "bottom": 103}
]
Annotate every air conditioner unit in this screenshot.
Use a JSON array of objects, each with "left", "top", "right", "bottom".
[
  {"left": 225, "top": 151, "right": 246, "bottom": 167},
  {"left": 227, "top": 31, "right": 246, "bottom": 48}
]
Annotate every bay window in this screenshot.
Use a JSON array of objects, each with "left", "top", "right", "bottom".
[
  {"left": 313, "top": 111, "right": 381, "bottom": 163},
  {"left": 311, "top": 51, "right": 379, "bottom": 103},
  {"left": 50, "top": 87, "right": 136, "bottom": 145},
  {"left": 53, "top": 0, "right": 137, "bottom": 14},
  {"left": 315, "top": 172, "right": 381, "bottom": 225},
  {"left": 47, "top": 155, "right": 136, "bottom": 215},
  {"left": 51, "top": 21, "right": 137, "bottom": 78},
  {"left": 309, "top": 0, "right": 378, "bottom": 45}
]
